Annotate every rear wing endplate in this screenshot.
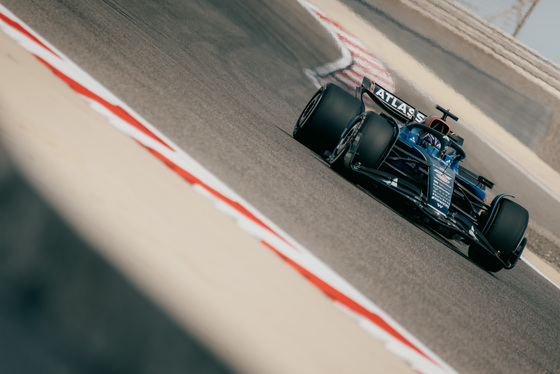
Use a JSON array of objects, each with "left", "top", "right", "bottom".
[{"left": 360, "top": 77, "right": 425, "bottom": 123}]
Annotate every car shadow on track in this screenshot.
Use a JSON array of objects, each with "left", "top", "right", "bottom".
[
  {"left": 290, "top": 134, "right": 496, "bottom": 274},
  {"left": 356, "top": 181, "right": 471, "bottom": 259},
  {"left": 320, "top": 155, "right": 497, "bottom": 274}
]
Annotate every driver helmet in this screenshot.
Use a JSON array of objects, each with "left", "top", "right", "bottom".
[{"left": 421, "top": 132, "right": 441, "bottom": 150}]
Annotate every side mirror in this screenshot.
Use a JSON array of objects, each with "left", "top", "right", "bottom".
[{"left": 478, "top": 175, "right": 495, "bottom": 190}]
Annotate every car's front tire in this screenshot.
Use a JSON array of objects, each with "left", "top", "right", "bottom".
[
  {"left": 469, "top": 198, "right": 529, "bottom": 272},
  {"left": 347, "top": 111, "right": 398, "bottom": 169}
]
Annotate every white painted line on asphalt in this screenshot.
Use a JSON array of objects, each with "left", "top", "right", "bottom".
[
  {"left": 522, "top": 257, "right": 560, "bottom": 292},
  {"left": 304, "top": 0, "right": 560, "bottom": 292},
  {"left": 0, "top": 4, "right": 454, "bottom": 373},
  {"left": 299, "top": 0, "right": 395, "bottom": 91}
]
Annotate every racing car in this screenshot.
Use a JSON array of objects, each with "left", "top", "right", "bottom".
[{"left": 293, "top": 77, "right": 529, "bottom": 272}]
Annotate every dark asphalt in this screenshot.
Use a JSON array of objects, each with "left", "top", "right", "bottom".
[{"left": 2, "top": 0, "right": 560, "bottom": 373}]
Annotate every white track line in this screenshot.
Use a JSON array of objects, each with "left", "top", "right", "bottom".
[{"left": 0, "top": 3, "right": 456, "bottom": 373}]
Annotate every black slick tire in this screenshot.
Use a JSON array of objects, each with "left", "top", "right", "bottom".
[
  {"left": 468, "top": 198, "right": 529, "bottom": 272},
  {"left": 351, "top": 111, "right": 397, "bottom": 169},
  {"left": 293, "top": 83, "right": 362, "bottom": 156}
]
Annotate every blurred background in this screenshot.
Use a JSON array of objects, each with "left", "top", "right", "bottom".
[
  {"left": 453, "top": 0, "right": 560, "bottom": 64},
  {"left": 0, "top": 143, "right": 233, "bottom": 374}
]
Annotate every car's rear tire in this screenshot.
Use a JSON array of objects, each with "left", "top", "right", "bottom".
[
  {"left": 468, "top": 198, "right": 529, "bottom": 272},
  {"left": 350, "top": 112, "right": 398, "bottom": 169},
  {"left": 293, "top": 83, "right": 362, "bottom": 156}
]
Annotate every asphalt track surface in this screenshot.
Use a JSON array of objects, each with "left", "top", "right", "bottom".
[{"left": 3, "top": 0, "right": 559, "bottom": 373}]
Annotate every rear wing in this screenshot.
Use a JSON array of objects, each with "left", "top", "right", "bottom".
[
  {"left": 360, "top": 77, "right": 426, "bottom": 123},
  {"left": 359, "top": 77, "right": 464, "bottom": 146}
]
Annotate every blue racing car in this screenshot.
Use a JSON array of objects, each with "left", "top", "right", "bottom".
[{"left": 293, "top": 77, "right": 529, "bottom": 272}]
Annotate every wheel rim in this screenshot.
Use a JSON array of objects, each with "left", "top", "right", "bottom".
[
  {"left": 329, "top": 115, "right": 362, "bottom": 164},
  {"left": 294, "top": 90, "right": 322, "bottom": 135}
]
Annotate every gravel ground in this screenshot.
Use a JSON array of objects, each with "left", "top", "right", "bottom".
[{"left": 526, "top": 223, "right": 560, "bottom": 272}]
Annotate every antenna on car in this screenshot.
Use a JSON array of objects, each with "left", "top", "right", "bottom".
[{"left": 436, "top": 105, "right": 459, "bottom": 122}]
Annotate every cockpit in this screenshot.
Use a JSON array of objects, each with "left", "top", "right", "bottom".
[{"left": 404, "top": 113, "right": 465, "bottom": 165}]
